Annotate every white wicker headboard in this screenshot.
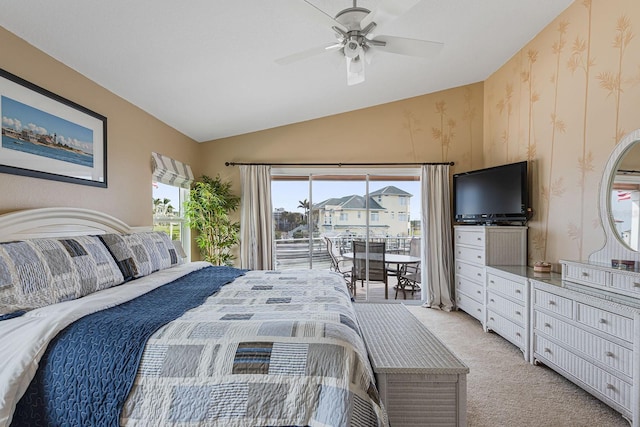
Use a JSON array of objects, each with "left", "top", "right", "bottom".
[{"left": 0, "top": 207, "right": 144, "bottom": 242}]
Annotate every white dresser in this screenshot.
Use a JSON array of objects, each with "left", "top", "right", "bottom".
[
  {"left": 485, "top": 266, "right": 533, "bottom": 361},
  {"left": 531, "top": 272, "right": 640, "bottom": 426},
  {"left": 454, "top": 225, "right": 527, "bottom": 327}
]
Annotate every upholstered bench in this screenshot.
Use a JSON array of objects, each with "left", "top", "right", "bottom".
[{"left": 354, "top": 304, "right": 469, "bottom": 427}]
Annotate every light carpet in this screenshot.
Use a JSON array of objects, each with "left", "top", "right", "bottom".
[{"left": 404, "top": 305, "right": 629, "bottom": 427}]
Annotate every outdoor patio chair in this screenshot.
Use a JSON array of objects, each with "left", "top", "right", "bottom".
[
  {"left": 351, "top": 241, "right": 387, "bottom": 297},
  {"left": 395, "top": 263, "right": 421, "bottom": 299},
  {"left": 324, "top": 236, "right": 352, "bottom": 284}
]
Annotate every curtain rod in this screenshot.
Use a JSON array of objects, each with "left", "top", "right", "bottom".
[{"left": 225, "top": 161, "right": 454, "bottom": 167}]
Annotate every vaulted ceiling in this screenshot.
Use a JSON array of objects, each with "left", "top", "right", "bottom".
[{"left": 1, "top": 0, "right": 573, "bottom": 142}]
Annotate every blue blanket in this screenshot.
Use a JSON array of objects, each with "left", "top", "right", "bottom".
[{"left": 12, "top": 266, "right": 246, "bottom": 427}]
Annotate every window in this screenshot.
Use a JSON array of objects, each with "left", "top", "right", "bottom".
[
  {"left": 152, "top": 182, "right": 190, "bottom": 259},
  {"left": 391, "top": 211, "right": 395, "bottom": 219},
  {"left": 270, "top": 167, "right": 422, "bottom": 302},
  {"left": 151, "top": 152, "right": 193, "bottom": 260},
  {"left": 400, "top": 197, "right": 408, "bottom": 206},
  {"left": 398, "top": 213, "right": 408, "bottom": 222}
]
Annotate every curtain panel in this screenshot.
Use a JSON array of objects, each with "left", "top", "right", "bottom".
[
  {"left": 421, "top": 164, "right": 454, "bottom": 311},
  {"left": 151, "top": 152, "right": 194, "bottom": 189},
  {"left": 239, "top": 165, "right": 274, "bottom": 270}
]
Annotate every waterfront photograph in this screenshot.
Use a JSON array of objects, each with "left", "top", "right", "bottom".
[{"left": 1, "top": 95, "right": 94, "bottom": 168}]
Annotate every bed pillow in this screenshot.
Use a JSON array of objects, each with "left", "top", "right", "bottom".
[
  {"left": 98, "top": 233, "right": 139, "bottom": 281},
  {"left": 122, "top": 231, "right": 182, "bottom": 277},
  {"left": 0, "top": 236, "right": 125, "bottom": 318},
  {"left": 100, "top": 231, "right": 181, "bottom": 280}
]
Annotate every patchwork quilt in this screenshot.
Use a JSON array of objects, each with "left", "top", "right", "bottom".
[{"left": 122, "top": 269, "right": 388, "bottom": 426}]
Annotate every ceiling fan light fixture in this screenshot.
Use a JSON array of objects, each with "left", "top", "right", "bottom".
[{"left": 344, "top": 38, "right": 361, "bottom": 59}]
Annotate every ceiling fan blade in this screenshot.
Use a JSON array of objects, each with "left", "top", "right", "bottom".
[
  {"left": 275, "top": 42, "right": 342, "bottom": 66},
  {"left": 346, "top": 53, "right": 365, "bottom": 86},
  {"left": 371, "top": 35, "right": 443, "bottom": 58},
  {"left": 290, "top": 0, "right": 347, "bottom": 32},
  {"left": 360, "top": 0, "right": 422, "bottom": 31}
]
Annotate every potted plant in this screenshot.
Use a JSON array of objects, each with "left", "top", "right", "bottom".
[{"left": 184, "top": 175, "right": 240, "bottom": 266}]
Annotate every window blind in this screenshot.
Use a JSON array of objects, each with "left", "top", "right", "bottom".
[{"left": 151, "top": 152, "right": 194, "bottom": 189}]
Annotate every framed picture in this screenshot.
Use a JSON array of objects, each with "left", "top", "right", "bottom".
[{"left": 0, "top": 68, "right": 107, "bottom": 187}]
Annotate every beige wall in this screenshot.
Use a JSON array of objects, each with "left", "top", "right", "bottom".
[
  {"left": 199, "top": 83, "right": 485, "bottom": 196},
  {"left": 0, "top": 27, "right": 201, "bottom": 226},
  {"left": 484, "top": 0, "right": 640, "bottom": 267}
]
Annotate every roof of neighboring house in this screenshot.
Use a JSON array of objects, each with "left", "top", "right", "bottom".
[
  {"left": 369, "top": 186, "right": 412, "bottom": 197},
  {"left": 314, "top": 195, "right": 385, "bottom": 211}
]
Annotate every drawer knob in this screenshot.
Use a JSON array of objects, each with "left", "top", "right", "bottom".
[
  {"left": 477, "top": 290, "right": 481, "bottom": 294},
  {"left": 606, "top": 351, "right": 615, "bottom": 358},
  {"left": 490, "top": 317, "right": 495, "bottom": 321},
  {"left": 515, "top": 289, "right": 521, "bottom": 294},
  {"left": 477, "top": 255, "right": 482, "bottom": 259},
  {"left": 544, "top": 322, "right": 551, "bottom": 328},
  {"left": 458, "top": 266, "right": 461, "bottom": 270},
  {"left": 477, "top": 273, "right": 482, "bottom": 277},
  {"left": 516, "top": 332, "right": 521, "bottom": 337},
  {"left": 489, "top": 280, "right": 494, "bottom": 283},
  {"left": 606, "top": 384, "right": 616, "bottom": 391},
  {"left": 599, "top": 318, "right": 607, "bottom": 324},
  {"left": 490, "top": 299, "right": 495, "bottom": 303},
  {"left": 515, "top": 311, "right": 521, "bottom": 316},
  {"left": 477, "top": 308, "right": 482, "bottom": 313},
  {"left": 582, "top": 272, "right": 589, "bottom": 277},
  {"left": 477, "top": 237, "right": 481, "bottom": 241},
  {"left": 544, "top": 348, "right": 551, "bottom": 354},
  {"left": 548, "top": 300, "right": 556, "bottom": 306}
]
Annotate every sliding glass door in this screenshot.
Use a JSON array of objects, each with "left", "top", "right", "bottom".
[{"left": 271, "top": 168, "right": 422, "bottom": 303}]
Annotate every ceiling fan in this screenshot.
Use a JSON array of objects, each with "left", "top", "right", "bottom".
[{"left": 276, "top": 0, "right": 443, "bottom": 86}]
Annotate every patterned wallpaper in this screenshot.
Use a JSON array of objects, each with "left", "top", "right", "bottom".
[{"left": 484, "top": 0, "right": 640, "bottom": 267}]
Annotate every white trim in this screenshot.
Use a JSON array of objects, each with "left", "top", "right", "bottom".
[{"left": 0, "top": 207, "right": 135, "bottom": 242}]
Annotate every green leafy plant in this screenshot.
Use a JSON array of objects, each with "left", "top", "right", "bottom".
[{"left": 184, "top": 175, "right": 240, "bottom": 265}]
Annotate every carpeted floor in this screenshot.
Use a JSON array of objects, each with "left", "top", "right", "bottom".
[{"left": 404, "top": 305, "right": 629, "bottom": 427}]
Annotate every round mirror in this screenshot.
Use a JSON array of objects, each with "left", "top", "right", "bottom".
[
  {"left": 590, "top": 128, "right": 640, "bottom": 265},
  {"left": 610, "top": 142, "right": 640, "bottom": 251}
]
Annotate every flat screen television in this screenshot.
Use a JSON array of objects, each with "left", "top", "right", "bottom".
[{"left": 453, "top": 161, "right": 529, "bottom": 224}]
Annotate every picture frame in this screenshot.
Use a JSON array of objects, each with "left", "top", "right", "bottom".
[{"left": 0, "top": 68, "right": 107, "bottom": 187}]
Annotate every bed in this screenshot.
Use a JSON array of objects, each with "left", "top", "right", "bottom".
[{"left": 0, "top": 207, "right": 388, "bottom": 427}]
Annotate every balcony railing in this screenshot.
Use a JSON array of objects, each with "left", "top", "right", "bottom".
[{"left": 274, "top": 235, "right": 414, "bottom": 270}]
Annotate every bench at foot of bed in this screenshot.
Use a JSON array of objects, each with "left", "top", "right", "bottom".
[{"left": 354, "top": 304, "right": 469, "bottom": 427}]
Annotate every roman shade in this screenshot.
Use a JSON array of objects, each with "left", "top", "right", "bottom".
[{"left": 151, "top": 152, "right": 194, "bottom": 189}]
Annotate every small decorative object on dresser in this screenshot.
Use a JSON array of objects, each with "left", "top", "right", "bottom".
[
  {"left": 533, "top": 261, "right": 552, "bottom": 273},
  {"left": 611, "top": 259, "right": 637, "bottom": 271}
]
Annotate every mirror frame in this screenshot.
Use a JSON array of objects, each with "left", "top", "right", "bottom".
[{"left": 589, "top": 128, "right": 640, "bottom": 265}]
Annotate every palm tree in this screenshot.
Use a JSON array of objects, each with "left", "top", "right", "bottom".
[
  {"left": 298, "top": 199, "right": 310, "bottom": 224},
  {"left": 153, "top": 198, "right": 175, "bottom": 217}
]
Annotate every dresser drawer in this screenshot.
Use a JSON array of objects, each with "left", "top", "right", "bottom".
[
  {"left": 456, "top": 292, "right": 484, "bottom": 322},
  {"left": 564, "top": 264, "right": 610, "bottom": 288},
  {"left": 610, "top": 271, "right": 640, "bottom": 296},
  {"left": 455, "top": 229, "right": 485, "bottom": 247},
  {"left": 535, "top": 311, "right": 632, "bottom": 377},
  {"left": 456, "top": 260, "right": 485, "bottom": 282},
  {"left": 487, "top": 310, "right": 525, "bottom": 349},
  {"left": 455, "top": 245, "right": 485, "bottom": 265},
  {"left": 535, "top": 336, "right": 632, "bottom": 411},
  {"left": 534, "top": 289, "right": 573, "bottom": 318},
  {"left": 456, "top": 276, "right": 484, "bottom": 303},
  {"left": 576, "top": 303, "right": 634, "bottom": 342},
  {"left": 487, "top": 273, "right": 526, "bottom": 302},
  {"left": 487, "top": 292, "right": 525, "bottom": 325}
]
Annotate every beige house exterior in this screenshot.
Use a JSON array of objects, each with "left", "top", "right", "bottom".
[{"left": 314, "top": 186, "right": 412, "bottom": 237}]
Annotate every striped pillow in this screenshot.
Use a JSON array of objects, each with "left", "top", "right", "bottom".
[{"left": 0, "top": 236, "right": 125, "bottom": 318}]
